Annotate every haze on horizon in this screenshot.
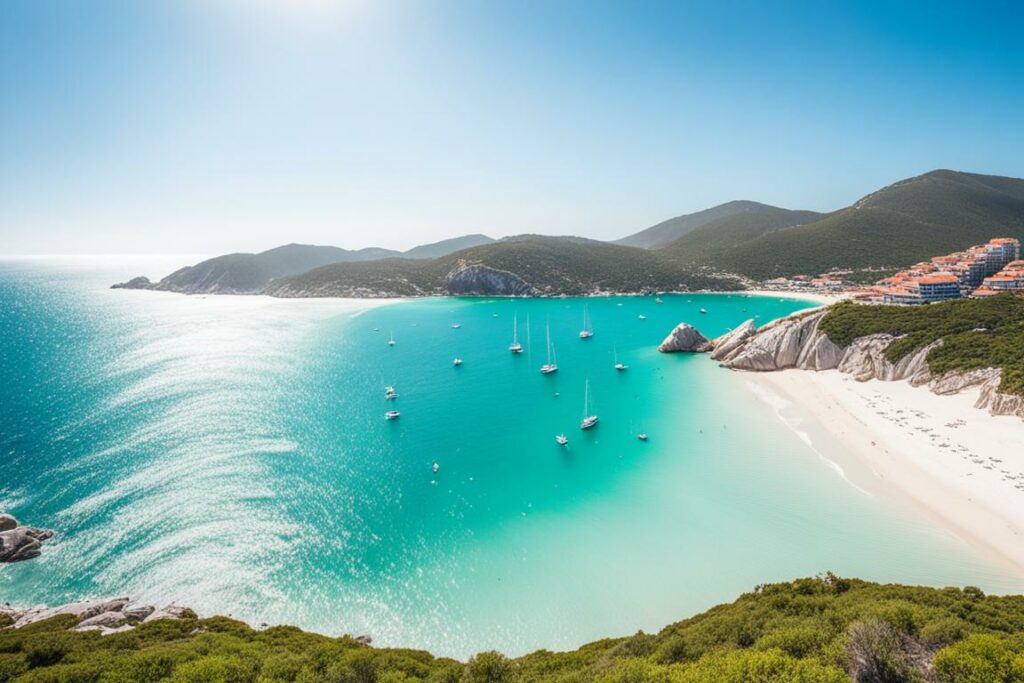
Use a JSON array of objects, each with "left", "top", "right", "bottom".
[{"left": 2, "top": 0, "right": 1023, "bottom": 256}]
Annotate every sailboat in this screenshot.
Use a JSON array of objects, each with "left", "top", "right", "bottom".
[
  {"left": 540, "top": 320, "right": 558, "bottom": 374},
  {"left": 509, "top": 315, "right": 523, "bottom": 353},
  {"left": 555, "top": 434, "right": 568, "bottom": 446},
  {"left": 387, "top": 330, "right": 396, "bottom": 346},
  {"left": 580, "top": 379, "right": 598, "bottom": 429},
  {"left": 614, "top": 347, "right": 628, "bottom": 371},
  {"left": 579, "top": 304, "right": 594, "bottom": 339}
]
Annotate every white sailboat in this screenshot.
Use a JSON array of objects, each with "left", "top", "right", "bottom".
[
  {"left": 509, "top": 314, "right": 523, "bottom": 353},
  {"left": 540, "top": 320, "right": 558, "bottom": 374},
  {"left": 580, "top": 378, "right": 598, "bottom": 429},
  {"left": 388, "top": 330, "right": 396, "bottom": 346},
  {"left": 579, "top": 304, "right": 594, "bottom": 339},
  {"left": 614, "top": 346, "right": 628, "bottom": 371}
]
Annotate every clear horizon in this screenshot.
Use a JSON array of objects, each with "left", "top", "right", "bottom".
[{"left": 2, "top": 0, "right": 1023, "bottom": 255}]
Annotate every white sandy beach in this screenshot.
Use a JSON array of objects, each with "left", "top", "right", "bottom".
[
  {"left": 740, "top": 289, "right": 844, "bottom": 306},
  {"left": 746, "top": 370, "right": 1024, "bottom": 573}
]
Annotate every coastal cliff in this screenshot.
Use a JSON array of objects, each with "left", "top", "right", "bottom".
[{"left": 664, "top": 305, "right": 1024, "bottom": 419}]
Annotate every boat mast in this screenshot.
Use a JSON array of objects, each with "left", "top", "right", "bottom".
[{"left": 583, "top": 378, "right": 590, "bottom": 418}]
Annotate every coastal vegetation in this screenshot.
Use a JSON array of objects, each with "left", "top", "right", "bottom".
[
  {"left": 819, "top": 293, "right": 1024, "bottom": 396},
  {"left": 3, "top": 576, "right": 1024, "bottom": 682}
]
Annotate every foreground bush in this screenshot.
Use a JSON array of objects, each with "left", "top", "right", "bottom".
[{"left": 3, "top": 576, "right": 1024, "bottom": 682}]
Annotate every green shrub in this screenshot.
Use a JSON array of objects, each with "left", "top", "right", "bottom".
[
  {"left": 919, "top": 618, "right": 970, "bottom": 648},
  {"left": 463, "top": 651, "right": 513, "bottom": 683},
  {"left": 168, "top": 655, "right": 258, "bottom": 683},
  {"left": 0, "top": 653, "right": 28, "bottom": 682},
  {"left": 932, "top": 634, "right": 1024, "bottom": 683}
]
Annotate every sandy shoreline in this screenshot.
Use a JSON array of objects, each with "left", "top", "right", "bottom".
[
  {"left": 737, "top": 289, "right": 843, "bottom": 306},
  {"left": 745, "top": 370, "right": 1024, "bottom": 573}
]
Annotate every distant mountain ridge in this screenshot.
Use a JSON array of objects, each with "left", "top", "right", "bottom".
[
  {"left": 112, "top": 169, "right": 1024, "bottom": 297},
  {"left": 615, "top": 200, "right": 822, "bottom": 249},
  {"left": 114, "top": 235, "right": 496, "bottom": 294}
]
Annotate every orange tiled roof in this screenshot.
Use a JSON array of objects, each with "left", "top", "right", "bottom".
[{"left": 917, "top": 274, "right": 959, "bottom": 284}]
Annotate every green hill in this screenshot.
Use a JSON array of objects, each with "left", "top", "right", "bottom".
[
  {"left": 658, "top": 206, "right": 829, "bottom": 267},
  {"left": 668, "top": 170, "right": 1024, "bottom": 280},
  {"left": 4, "top": 576, "right": 1024, "bottom": 682},
  {"left": 265, "top": 236, "right": 740, "bottom": 297},
  {"left": 403, "top": 234, "right": 495, "bottom": 259},
  {"left": 615, "top": 201, "right": 822, "bottom": 249}
]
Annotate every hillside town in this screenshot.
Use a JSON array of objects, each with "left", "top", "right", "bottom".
[{"left": 761, "top": 237, "right": 1023, "bottom": 304}]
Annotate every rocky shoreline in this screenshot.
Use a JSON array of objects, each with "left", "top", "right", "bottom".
[
  {"left": 660, "top": 308, "right": 1024, "bottom": 419},
  {"left": 0, "top": 513, "right": 53, "bottom": 564},
  {"left": 1, "top": 598, "right": 195, "bottom": 635}
]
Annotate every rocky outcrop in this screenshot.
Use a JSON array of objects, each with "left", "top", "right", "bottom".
[
  {"left": 658, "top": 323, "right": 713, "bottom": 353},
  {"left": 976, "top": 370, "right": 1024, "bottom": 418},
  {"left": 110, "top": 276, "right": 154, "bottom": 290},
  {"left": 442, "top": 263, "right": 534, "bottom": 296},
  {"left": 1, "top": 598, "right": 195, "bottom": 636},
  {"left": 712, "top": 310, "right": 838, "bottom": 371},
  {"left": 709, "top": 320, "right": 756, "bottom": 360},
  {"left": 0, "top": 515, "right": 53, "bottom": 563}
]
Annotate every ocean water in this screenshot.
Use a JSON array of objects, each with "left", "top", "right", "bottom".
[{"left": 2, "top": 256, "right": 1022, "bottom": 657}]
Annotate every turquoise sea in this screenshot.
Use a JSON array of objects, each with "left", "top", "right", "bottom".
[{"left": 2, "top": 256, "right": 1023, "bottom": 657}]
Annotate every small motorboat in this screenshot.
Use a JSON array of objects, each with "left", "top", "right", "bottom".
[
  {"left": 655, "top": 297, "right": 663, "bottom": 304},
  {"left": 451, "top": 323, "right": 461, "bottom": 329},
  {"left": 638, "top": 314, "right": 647, "bottom": 320},
  {"left": 385, "top": 411, "right": 400, "bottom": 420},
  {"left": 432, "top": 462, "right": 440, "bottom": 473},
  {"left": 637, "top": 433, "right": 648, "bottom": 441},
  {"left": 614, "top": 347, "right": 627, "bottom": 371},
  {"left": 388, "top": 330, "right": 396, "bottom": 346},
  {"left": 385, "top": 390, "right": 399, "bottom": 400},
  {"left": 453, "top": 358, "right": 463, "bottom": 366},
  {"left": 699, "top": 308, "right": 708, "bottom": 314},
  {"left": 555, "top": 434, "right": 568, "bottom": 446},
  {"left": 373, "top": 327, "right": 380, "bottom": 332}
]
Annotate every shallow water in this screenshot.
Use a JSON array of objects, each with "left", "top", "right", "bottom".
[{"left": 2, "top": 256, "right": 1022, "bottom": 657}]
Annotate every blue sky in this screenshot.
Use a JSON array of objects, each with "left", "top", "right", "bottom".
[{"left": 2, "top": 0, "right": 1022, "bottom": 254}]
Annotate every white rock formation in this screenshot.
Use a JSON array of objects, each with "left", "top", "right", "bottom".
[{"left": 658, "top": 323, "right": 713, "bottom": 353}]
